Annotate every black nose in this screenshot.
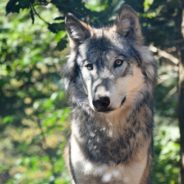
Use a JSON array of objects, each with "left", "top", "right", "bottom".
[{"left": 92, "top": 96, "right": 110, "bottom": 112}]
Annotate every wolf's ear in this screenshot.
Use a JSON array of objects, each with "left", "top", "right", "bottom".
[
  {"left": 65, "top": 13, "right": 91, "bottom": 45},
  {"left": 115, "top": 5, "right": 143, "bottom": 44}
]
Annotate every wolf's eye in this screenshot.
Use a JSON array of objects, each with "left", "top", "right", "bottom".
[
  {"left": 85, "top": 63, "right": 93, "bottom": 71},
  {"left": 114, "top": 59, "right": 124, "bottom": 68}
]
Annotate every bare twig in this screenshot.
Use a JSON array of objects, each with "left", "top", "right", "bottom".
[
  {"left": 29, "top": 1, "right": 49, "bottom": 25},
  {"left": 149, "top": 45, "right": 179, "bottom": 65},
  {"left": 163, "top": 86, "right": 177, "bottom": 102}
]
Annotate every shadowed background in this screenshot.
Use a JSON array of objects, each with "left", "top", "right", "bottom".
[{"left": 0, "top": 0, "right": 183, "bottom": 183}]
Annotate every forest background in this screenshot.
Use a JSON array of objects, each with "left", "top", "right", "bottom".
[{"left": 0, "top": 0, "right": 184, "bottom": 183}]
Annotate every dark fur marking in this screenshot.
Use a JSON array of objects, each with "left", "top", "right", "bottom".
[
  {"left": 86, "top": 37, "right": 112, "bottom": 71},
  {"left": 121, "top": 96, "right": 126, "bottom": 106}
]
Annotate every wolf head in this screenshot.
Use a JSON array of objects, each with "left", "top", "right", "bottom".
[{"left": 64, "top": 5, "right": 156, "bottom": 113}]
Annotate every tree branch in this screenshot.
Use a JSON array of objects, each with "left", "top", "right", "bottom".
[
  {"left": 149, "top": 45, "right": 179, "bottom": 65},
  {"left": 29, "top": 1, "right": 49, "bottom": 25}
]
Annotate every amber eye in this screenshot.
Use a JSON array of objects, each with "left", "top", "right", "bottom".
[
  {"left": 114, "top": 59, "right": 124, "bottom": 68},
  {"left": 85, "top": 63, "right": 93, "bottom": 71}
]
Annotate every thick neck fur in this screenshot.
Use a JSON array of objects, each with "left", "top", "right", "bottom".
[{"left": 72, "top": 86, "right": 153, "bottom": 164}]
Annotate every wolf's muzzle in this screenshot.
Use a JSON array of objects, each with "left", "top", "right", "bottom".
[{"left": 92, "top": 96, "right": 110, "bottom": 112}]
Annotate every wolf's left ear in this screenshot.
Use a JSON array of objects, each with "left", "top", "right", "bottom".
[
  {"left": 115, "top": 5, "right": 143, "bottom": 44},
  {"left": 65, "top": 13, "right": 91, "bottom": 45}
]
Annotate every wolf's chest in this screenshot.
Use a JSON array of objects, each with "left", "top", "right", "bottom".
[
  {"left": 70, "top": 133, "right": 148, "bottom": 184},
  {"left": 77, "top": 117, "right": 138, "bottom": 164}
]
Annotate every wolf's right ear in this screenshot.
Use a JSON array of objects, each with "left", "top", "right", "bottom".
[{"left": 65, "top": 13, "right": 91, "bottom": 45}]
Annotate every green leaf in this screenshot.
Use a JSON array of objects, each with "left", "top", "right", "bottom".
[
  {"left": 56, "top": 37, "right": 67, "bottom": 50},
  {"left": 48, "top": 23, "right": 65, "bottom": 33},
  {"left": 54, "top": 16, "right": 65, "bottom": 21},
  {"left": 6, "top": 0, "right": 20, "bottom": 14},
  {"left": 143, "top": 0, "right": 154, "bottom": 11},
  {"left": 2, "top": 116, "right": 14, "bottom": 124}
]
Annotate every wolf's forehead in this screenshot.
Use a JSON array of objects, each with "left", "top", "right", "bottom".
[
  {"left": 79, "top": 36, "right": 125, "bottom": 62},
  {"left": 87, "top": 37, "right": 113, "bottom": 61},
  {"left": 88, "top": 37, "right": 112, "bottom": 51}
]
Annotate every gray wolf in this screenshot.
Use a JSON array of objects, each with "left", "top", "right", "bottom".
[{"left": 64, "top": 5, "right": 156, "bottom": 184}]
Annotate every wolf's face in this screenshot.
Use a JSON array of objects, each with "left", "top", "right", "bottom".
[
  {"left": 75, "top": 36, "right": 145, "bottom": 113},
  {"left": 65, "top": 6, "right": 155, "bottom": 113}
]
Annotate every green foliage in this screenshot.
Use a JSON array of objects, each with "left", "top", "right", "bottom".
[
  {"left": 0, "top": 0, "right": 181, "bottom": 183},
  {"left": 0, "top": 1, "right": 70, "bottom": 183},
  {"left": 153, "top": 61, "right": 180, "bottom": 184},
  {"left": 153, "top": 126, "right": 180, "bottom": 183}
]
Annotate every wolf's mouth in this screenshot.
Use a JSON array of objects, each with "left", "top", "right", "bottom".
[
  {"left": 121, "top": 96, "right": 126, "bottom": 106},
  {"left": 96, "top": 96, "right": 126, "bottom": 113},
  {"left": 97, "top": 108, "right": 114, "bottom": 113}
]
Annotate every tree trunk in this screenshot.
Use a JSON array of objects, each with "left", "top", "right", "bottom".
[{"left": 179, "top": 1, "right": 184, "bottom": 183}]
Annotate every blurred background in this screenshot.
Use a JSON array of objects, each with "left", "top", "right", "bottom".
[{"left": 0, "top": 0, "right": 184, "bottom": 183}]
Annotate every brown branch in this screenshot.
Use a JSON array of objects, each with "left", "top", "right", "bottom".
[{"left": 149, "top": 45, "right": 179, "bottom": 65}]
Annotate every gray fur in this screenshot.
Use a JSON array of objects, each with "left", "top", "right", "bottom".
[{"left": 64, "top": 5, "right": 156, "bottom": 184}]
